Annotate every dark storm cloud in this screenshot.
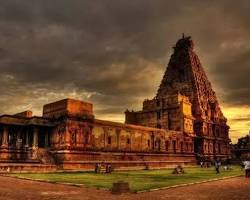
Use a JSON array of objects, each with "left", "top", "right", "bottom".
[
  {"left": 0, "top": 0, "right": 250, "bottom": 120},
  {"left": 211, "top": 49, "right": 250, "bottom": 105}
]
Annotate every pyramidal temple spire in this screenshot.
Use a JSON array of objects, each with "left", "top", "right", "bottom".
[{"left": 157, "top": 36, "right": 226, "bottom": 122}]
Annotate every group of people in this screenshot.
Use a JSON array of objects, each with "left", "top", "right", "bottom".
[
  {"left": 200, "top": 158, "right": 250, "bottom": 177},
  {"left": 172, "top": 165, "right": 185, "bottom": 174},
  {"left": 95, "top": 163, "right": 113, "bottom": 174},
  {"left": 93, "top": 159, "right": 250, "bottom": 177},
  {"left": 200, "top": 159, "right": 232, "bottom": 174},
  {"left": 199, "top": 161, "right": 211, "bottom": 168}
]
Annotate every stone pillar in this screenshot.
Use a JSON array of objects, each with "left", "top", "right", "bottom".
[
  {"left": 25, "top": 131, "right": 29, "bottom": 147},
  {"left": 103, "top": 127, "right": 107, "bottom": 148},
  {"left": 64, "top": 129, "right": 71, "bottom": 148},
  {"left": 1, "top": 126, "right": 9, "bottom": 148},
  {"left": 116, "top": 129, "right": 121, "bottom": 150},
  {"left": 130, "top": 132, "right": 133, "bottom": 151},
  {"left": 63, "top": 123, "right": 71, "bottom": 148},
  {"left": 151, "top": 134, "right": 155, "bottom": 151},
  {"left": 16, "top": 130, "right": 22, "bottom": 149},
  {"left": 32, "top": 127, "right": 39, "bottom": 148}
]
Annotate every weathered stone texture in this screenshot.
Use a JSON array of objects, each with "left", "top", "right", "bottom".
[{"left": 43, "top": 98, "right": 93, "bottom": 119}]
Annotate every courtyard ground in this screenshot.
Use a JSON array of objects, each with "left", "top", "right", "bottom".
[
  {"left": 0, "top": 175, "right": 249, "bottom": 200},
  {"left": 6, "top": 166, "right": 243, "bottom": 191}
]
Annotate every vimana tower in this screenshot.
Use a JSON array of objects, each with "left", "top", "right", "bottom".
[{"left": 125, "top": 35, "right": 231, "bottom": 160}]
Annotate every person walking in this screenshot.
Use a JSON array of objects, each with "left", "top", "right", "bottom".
[
  {"left": 215, "top": 160, "right": 221, "bottom": 174},
  {"left": 95, "top": 163, "right": 101, "bottom": 173},
  {"left": 243, "top": 160, "right": 250, "bottom": 178},
  {"left": 200, "top": 161, "right": 204, "bottom": 168}
]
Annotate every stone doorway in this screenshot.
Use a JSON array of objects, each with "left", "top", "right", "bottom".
[
  {"left": 155, "top": 139, "right": 161, "bottom": 151},
  {"left": 38, "top": 132, "right": 46, "bottom": 148},
  {"left": 38, "top": 129, "right": 50, "bottom": 148}
]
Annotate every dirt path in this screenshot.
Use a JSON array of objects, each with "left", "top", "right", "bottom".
[{"left": 0, "top": 176, "right": 249, "bottom": 200}]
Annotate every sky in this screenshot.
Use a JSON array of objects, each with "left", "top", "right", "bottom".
[{"left": 0, "top": 0, "right": 250, "bottom": 143}]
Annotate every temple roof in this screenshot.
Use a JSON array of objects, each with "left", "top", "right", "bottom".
[
  {"left": 0, "top": 115, "right": 55, "bottom": 126},
  {"left": 157, "top": 35, "right": 227, "bottom": 123}
]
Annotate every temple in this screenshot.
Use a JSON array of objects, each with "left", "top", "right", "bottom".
[
  {"left": 125, "top": 35, "right": 231, "bottom": 161},
  {"left": 0, "top": 36, "right": 231, "bottom": 171}
]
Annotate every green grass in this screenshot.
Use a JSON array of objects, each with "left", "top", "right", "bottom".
[{"left": 8, "top": 166, "right": 243, "bottom": 192}]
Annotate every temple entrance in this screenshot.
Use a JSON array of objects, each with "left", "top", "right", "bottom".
[
  {"left": 38, "top": 129, "right": 50, "bottom": 148},
  {"left": 8, "top": 129, "right": 17, "bottom": 148},
  {"left": 38, "top": 132, "right": 46, "bottom": 148},
  {"left": 173, "top": 141, "right": 176, "bottom": 153},
  {"left": 194, "top": 138, "right": 202, "bottom": 154},
  {"left": 28, "top": 132, "right": 33, "bottom": 147},
  {"left": 155, "top": 139, "right": 161, "bottom": 151}
]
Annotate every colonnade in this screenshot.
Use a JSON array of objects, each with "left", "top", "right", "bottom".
[{"left": 0, "top": 126, "right": 50, "bottom": 149}]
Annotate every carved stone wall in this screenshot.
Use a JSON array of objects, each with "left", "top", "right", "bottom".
[
  {"left": 90, "top": 119, "right": 194, "bottom": 154},
  {"left": 125, "top": 94, "right": 194, "bottom": 134}
]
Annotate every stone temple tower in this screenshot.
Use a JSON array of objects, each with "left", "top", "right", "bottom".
[{"left": 125, "top": 35, "right": 231, "bottom": 160}]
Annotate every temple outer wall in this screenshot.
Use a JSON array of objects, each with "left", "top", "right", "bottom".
[{"left": 51, "top": 118, "right": 196, "bottom": 170}]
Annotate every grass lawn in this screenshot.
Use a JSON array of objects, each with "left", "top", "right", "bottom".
[{"left": 8, "top": 166, "right": 243, "bottom": 192}]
